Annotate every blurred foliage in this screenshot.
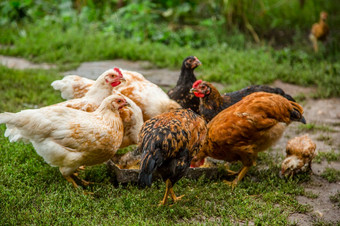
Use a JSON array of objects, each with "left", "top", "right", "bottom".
[{"left": 1, "top": 0, "right": 339, "bottom": 51}]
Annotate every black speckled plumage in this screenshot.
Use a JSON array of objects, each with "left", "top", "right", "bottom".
[
  {"left": 168, "top": 56, "right": 201, "bottom": 114},
  {"left": 138, "top": 109, "right": 207, "bottom": 193}
]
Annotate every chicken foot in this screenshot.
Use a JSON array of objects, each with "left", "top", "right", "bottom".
[
  {"left": 63, "top": 173, "right": 94, "bottom": 188},
  {"left": 169, "top": 186, "right": 184, "bottom": 202},
  {"left": 224, "top": 163, "right": 239, "bottom": 176},
  {"left": 159, "top": 179, "right": 184, "bottom": 206},
  {"left": 64, "top": 175, "right": 79, "bottom": 188},
  {"left": 223, "top": 166, "right": 250, "bottom": 190}
]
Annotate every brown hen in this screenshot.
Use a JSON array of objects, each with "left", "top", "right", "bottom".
[{"left": 191, "top": 92, "right": 306, "bottom": 189}]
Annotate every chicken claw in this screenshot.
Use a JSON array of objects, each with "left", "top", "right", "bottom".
[
  {"left": 158, "top": 179, "right": 185, "bottom": 206},
  {"left": 170, "top": 188, "right": 184, "bottom": 202},
  {"left": 63, "top": 173, "right": 94, "bottom": 188},
  {"left": 223, "top": 179, "right": 238, "bottom": 190},
  {"left": 64, "top": 175, "right": 79, "bottom": 188},
  {"left": 224, "top": 163, "right": 239, "bottom": 176},
  {"left": 223, "top": 166, "right": 250, "bottom": 190}
]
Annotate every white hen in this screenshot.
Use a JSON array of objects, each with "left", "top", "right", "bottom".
[
  {"left": 116, "top": 70, "right": 181, "bottom": 121},
  {"left": 51, "top": 69, "right": 181, "bottom": 121},
  {"left": 0, "top": 94, "right": 128, "bottom": 188},
  {"left": 51, "top": 68, "right": 142, "bottom": 147},
  {"left": 53, "top": 67, "right": 125, "bottom": 112}
]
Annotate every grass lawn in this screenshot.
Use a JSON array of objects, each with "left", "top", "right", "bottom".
[{"left": 0, "top": 65, "right": 314, "bottom": 225}]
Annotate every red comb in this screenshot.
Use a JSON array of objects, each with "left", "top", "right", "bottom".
[
  {"left": 193, "top": 80, "right": 202, "bottom": 88},
  {"left": 113, "top": 67, "right": 123, "bottom": 77}
]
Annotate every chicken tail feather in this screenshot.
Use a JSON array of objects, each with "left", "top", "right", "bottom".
[
  {"left": 0, "top": 112, "right": 14, "bottom": 124},
  {"left": 138, "top": 149, "right": 163, "bottom": 188},
  {"left": 0, "top": 112, "right": 29, "bottom": 142}
]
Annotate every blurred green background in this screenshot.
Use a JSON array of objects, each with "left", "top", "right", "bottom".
[{"left": 0, "top": 0, "right": 339, "bottom": 96}]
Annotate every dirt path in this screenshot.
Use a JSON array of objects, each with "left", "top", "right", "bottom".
[
  {"left": 269, "top": 81, "right": 340, "bottom": 225},
  {"left": 1, "top": 55, "right": 339, "bottom": 225}
]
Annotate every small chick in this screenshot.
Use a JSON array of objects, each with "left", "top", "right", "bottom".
[{"left": 280, "top": 134, "right": 317, "bottom": 178}]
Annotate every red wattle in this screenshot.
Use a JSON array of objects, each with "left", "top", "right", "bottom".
[
  {"left": 111, "top": 81, "right": 121, "bottom": 87},
  {"left": 194, "top": 92, "right": 204, "bottom": 98}
]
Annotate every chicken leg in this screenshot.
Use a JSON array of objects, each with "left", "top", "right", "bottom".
[
  {"left": 223, "top": 166, "right": 250, "bottom": 190},
  {"left": 159, "top": 179, "right": 184, "bottom": 205},
  {"left": 63, "top": 173, "right": 93, "bottom": 188},
  {"left": 64, "top": 175, "right": 79, "bottom": 188},
  {"left": 224, "top": 163, "right": 239, "bottom": 176},
  {"left": 159, "top": 179, "right": 172, "bottom": 206},
  {"left": 309, "top": 34, "right": 318, "bottom": 53}
]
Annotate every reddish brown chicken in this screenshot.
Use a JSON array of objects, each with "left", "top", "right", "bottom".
[
  {"left": 191, "top": 92, "right": 306, "bottom": 188},
  {"left": 190, "top": 80, "right": 295, "bottom": 122},
  {"left": 309, "top": 11, "right": 329, "bottom": 53}
]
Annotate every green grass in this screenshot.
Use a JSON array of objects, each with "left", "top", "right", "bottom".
[
  {"left": 314, "top": 150, "right": 340, "bottom": 163},
  {"left": 329, "top": 192, "right": 340, "bottom": 207},
  {"left": 0, "top": 67, "right": 315, "bottom": 224},
  {"left": 0, "top": 66, "right": 64, "bottom": 112},
  {"left": 1, "top": 23, "right": 340, "bottom": 98},
  {"left": 321, "top": 168, "right": 340, "bottom": 183}
]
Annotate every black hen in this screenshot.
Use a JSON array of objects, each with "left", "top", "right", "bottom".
[
  {"left": 168, "top": 56, "right": 202, "bottom": 113},
  {"left": 190, "top": 80, "right": 296, "bottom": 122},
  {"left": 138, "top": 109, "right": 207, "bottom": 205}
]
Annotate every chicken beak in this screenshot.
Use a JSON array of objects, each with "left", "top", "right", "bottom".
[
  {"left": 300, "top": 116, "right": 306, "bottom": 124},
  {"left": 124, "top": 102, "right": 130, "bottom": 107},
  {"left": 195, "top": 60, "right": 202, "bottom": 66},
  {"left": 120, "top": 77, "right": 126, "bottom": 82},
  {"left": 119, "top": 101, "right": 130, "bottom": 110},
  {"left": 190, "top": 88, "right": 197, "bottom": 93}
]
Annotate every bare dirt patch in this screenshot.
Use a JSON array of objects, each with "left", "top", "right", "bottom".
[{"left": 268, "top": 81, "right": 340, "bottom": 225}]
